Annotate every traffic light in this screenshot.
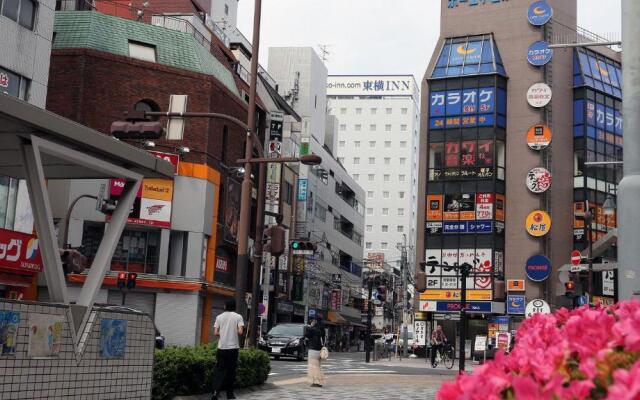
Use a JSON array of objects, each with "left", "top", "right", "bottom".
[
  {"left": 564, "top": 280, "right": 575, "bottom": 298},
  {"left": 290, "top": 241, "right": 316, "bottom": 252},
  {"left": 127, "top": 272, "right": 137, "bottom": 289},
  {"left": 269, "top": 226, "right": 286, "bottom": 256},
  {"left": 117, "top": 272, "right": 127, "bottom": 290},
  {"left": 110, "top": 119, "right": 164, "bottom": 140}
]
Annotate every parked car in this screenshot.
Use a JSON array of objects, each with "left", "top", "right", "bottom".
[{"left": 258, "top": 323, "right": 307, "bottom": 361}]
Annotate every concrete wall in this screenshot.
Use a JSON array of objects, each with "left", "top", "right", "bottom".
[{"left": 0, "top": 300, "right": 154, "bottom": 399}]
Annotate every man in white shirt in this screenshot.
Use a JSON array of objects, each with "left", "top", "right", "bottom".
[{"left": 211, "top": 299, "right": 244, "bottom": 400}]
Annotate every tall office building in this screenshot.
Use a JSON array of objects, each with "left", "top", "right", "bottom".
[
  {"left": 417, "top": 0, "right": 621, "bottom": 340},
  {"left": 327, "top": 76, "right": 420, "bottom": 269}
]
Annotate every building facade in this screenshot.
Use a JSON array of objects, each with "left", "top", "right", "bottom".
[
  {"left": 327, "top": 75, "right": 420, "bottom": 270},
  {"left": 0, "top": 0, "right": 55, "bottom": 300},
  {"left": 417, "top": 0, "right": 621, "bottom": 344}
]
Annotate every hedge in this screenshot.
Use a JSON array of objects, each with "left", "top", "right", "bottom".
[{"left": 152, "top": 344, "right": 270, "bottom": 400}]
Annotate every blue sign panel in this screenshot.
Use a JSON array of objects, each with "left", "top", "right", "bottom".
[
  {"left": 443, "top": 221, "right": 494, "bottom": 234},
  {"left": 507, "top": 295, "right": 526, "bottom": 314},
  {"left": 297, "top": 179, "right": 308, "bottom": 201},
  {"left": 443, "top": 221, "right": 467, "bottom": 234},
  {"left": 430, "top": 87, "right": 500, "bottom": 130},
  {"left": 489, "top": 316, "right": 509, "bottom": 324},
  {"left": 437, "top": 301, "right": 492, "bottom": 313},
  {"left": 527, "top": 41, "right": 553, "bottom": 66},
  {"left": 448, "top": 0, "right": 507, "bottom": 9},
  {"left": 527, "top": 1, "right": 553, "bottom": 26},
  {"left": 525, "top": 255, "right": 552, "bottom": 282},
  {"left": 446, "top": 91, "right": 462, "bottom": 116},
  {"left": 430, "top": 91, "right": 446, "bottom": 116}
]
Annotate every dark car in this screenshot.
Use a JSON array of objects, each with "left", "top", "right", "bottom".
[{"left": 258, "top": 323, "right": 307, "bottom": 361}]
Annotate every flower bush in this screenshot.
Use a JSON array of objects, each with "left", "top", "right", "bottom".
[{"left": 438, "top": 300, "right": 640, "bottom": 400}]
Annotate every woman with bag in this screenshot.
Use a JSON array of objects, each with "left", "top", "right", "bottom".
[{"left": 305, "top": 316, "right": 327, "bottom": 387}]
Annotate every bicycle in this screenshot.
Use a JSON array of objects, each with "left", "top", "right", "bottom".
[{"left": 431, "top": 342, "right": 455, "bottom": 369}]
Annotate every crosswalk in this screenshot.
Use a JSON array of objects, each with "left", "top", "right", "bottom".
[{"left": 268, "top": 357, "right": 397, "bottom": 377}]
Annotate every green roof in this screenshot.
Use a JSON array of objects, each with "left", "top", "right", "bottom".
[{"left": 53, "top": 11, "right": 240, "bottom": 98}]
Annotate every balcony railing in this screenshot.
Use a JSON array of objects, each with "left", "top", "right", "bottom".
[{"left": 151, "top": 15, "right": 211, "bottom": 50}]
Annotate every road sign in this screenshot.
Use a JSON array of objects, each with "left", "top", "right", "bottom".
[
  {"left": 570, "top": 264, "right": 588, "bottom": 272},
  {"left": 525, "top": 299, "right": 551, "bottom": 318},
  {"left": 571, "top": 250, "right": 582, "bottom": 266}
]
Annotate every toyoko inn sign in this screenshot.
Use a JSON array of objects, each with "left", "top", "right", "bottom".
[
  {"left": 327, "top": 76, "right": 417, "bottom": 97},
  {"left": 447, "top": 0, "right": 508, "bottom": 8}
]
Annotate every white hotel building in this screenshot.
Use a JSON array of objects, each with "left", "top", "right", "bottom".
[{"left": 327, "top": 75, "right": 420, "bottom": 269}]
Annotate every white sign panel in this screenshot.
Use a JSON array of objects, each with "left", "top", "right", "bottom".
[
  {"left": 525, "top": 299, "right": 551, "bottom": 318},
  {"left": 527, "top": 83, "right": 552, "bottom": 108},
  {"left": 326, "top": 75, "right": 417, "bottom": 97},
  {"left": 419, "top": 300, "right": 437, "bottom": 312},
  {"left": 425, "top": 248, "right": 493, "bottom": 290},
  {"left": 526, "top": 167, "right": 552, "bottom": 193},
  {"left": 474, "top": 335, "right": 487, "bottom": 352},
  {"left": 414, "top": 321, "right": 427, "bottom": 346},
  {"left": 602, "top": 270, "right": 615, "bottom": 296}
]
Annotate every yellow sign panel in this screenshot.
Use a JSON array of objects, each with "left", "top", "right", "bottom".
[
  {"left": 142, "top": 179, "right": 174, "bottom": 201},
  {"left": 525, "top": 210, "right": 552, "bottom": 237},
  {"left": 420, "top": 290, "right": 492, "bottom": 301}
]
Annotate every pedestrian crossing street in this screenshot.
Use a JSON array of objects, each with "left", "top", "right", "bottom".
[{"left": 268, "top": 357, "right": 397, "bottom": 377}]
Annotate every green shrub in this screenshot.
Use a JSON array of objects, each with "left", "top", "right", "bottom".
[{"left": 152, "top": 344, "right": 271, "bottom": 400}]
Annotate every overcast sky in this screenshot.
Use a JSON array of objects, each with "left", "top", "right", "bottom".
[{"left": 236, "top": 0, "right": 621, "bottom": 80}]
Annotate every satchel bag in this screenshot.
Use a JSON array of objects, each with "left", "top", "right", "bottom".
[{"left": 320, "top": 337, "right": 329, "bottom": 360}]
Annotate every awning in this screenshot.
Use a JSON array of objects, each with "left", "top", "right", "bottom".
[{"left": 327, "top": 311, "right": 348, "bottom": 324}]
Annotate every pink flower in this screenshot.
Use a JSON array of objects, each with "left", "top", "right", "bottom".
[{"left": 605, "top": 361, "right": 640, "bottom": 400}]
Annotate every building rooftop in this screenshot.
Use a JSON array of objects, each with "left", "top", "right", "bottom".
[
  {"left": 53, "top": 11, "right": 240, "bottom": 98},
  {"left": 431, "top": 34, "right": 507, "bottom": 79}
]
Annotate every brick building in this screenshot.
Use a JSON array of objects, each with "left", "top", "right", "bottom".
[{"left": 45, "top": 11, "right": 268, "bottom": 345}]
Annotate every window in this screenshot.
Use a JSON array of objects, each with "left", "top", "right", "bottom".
[
  {"left": 315, "top": 204, "right": 327, "bottom": 222},
  {"left": 355, "top": 124, "right": 362, "bottom": 131},
  {"left": 283, "top": 182, "right": 293, "bottom": 205},
  {"left": 383, "top": 174, "right": 390, "bottom": 182},
  {"left": 399, "top": 157, "right": 406, "bottom": 165},
  {"left": 366, "top": 208, "right": 373, "bottom": 216},
  {"left": 354, "top": 140, "right": 361, "bottom": 147},
  {"left": 356, "top": 108, "right": 362, "bottom": 115},
  {"left": 368, "top": 174, "right": 375, "bottom": 181},
  {"left": 368, "top": 157, "right": 375, "bottom": 164},
  {"left": 0, "top": 177, "right": 19, "bottom": 229},
  {"left": 365, "top": 242, "right": 372, "bottom": 249},
  {"left": 129, "top": 41, "right": 156, "bottom": 62},
  {"left": 370, "top": 124, "right": 376, "bottom": 131},
  {"left": 369, "top": 141, "right": 376, "bottom": 147},
  {"left": 397, "top": 208, "right": 405, "bottom": 216},
  {"left": 367, "top": 191, "right": 374, "bottom": 198},
  {"left": 398, "top": 191, "right": 405, "bottom": 198},
  {"left": 401, "top": 124, "right": 408, "bottom": 132},
  {"left": 0, "top": 66, "right": 29, "bottom": 100},
  {"left": 401, "top": 108, "right": 408, "bottom": 115},
  {"left": 397, "top": 225, "right": 404, "bottom": 232},
  {"left": 340, "top": 124, "right": 346, "bottom": 131},
  {"left": 384, "top": 141, "right": 391, "bottom": 148},
  {"left": 386, "top": 108, "right": 393, "bottom": 115},
  {"left": 385, "top": 124, "right": 392, "bottom": 132},
  {"left": 382, "top": 208, "right": 389, "bottom": 216},
  {"left": 370, "top": 108, "right": 377, "bottom": 114},
  {"left": 366, "top": 225, "right": 373, "bottom": 232},
  {"left": 2, "top": 0, "right": 35, "bottom": 29},
  {"left": 339, "top": 140, "right": 345, "bottom": 147},
  {"left": 381, "top": 242, "right": 388, "bottom": 250},
  {"left": 340, "top": 108, "right": 347, "bottom": 114},
  {"left": 384, "top": 157, "right": 391, "bottom": 165},
  {"left": 399, "top": 174, "right": 406, "bottom": 182},
  {"left": 353, "top": 174, "right": 359, "bottom": 180},
  {"left": 400, "top": 141, "right": 407, "bottom": 148},
  {"left": 353, "top": 157, "right": 360, "bottom": 164},
  {"left": 381, "top": 225, "right": 389, "bottom": 232},
  {"left": 383, "top": 191, "right": 390, "bottom": 198}
]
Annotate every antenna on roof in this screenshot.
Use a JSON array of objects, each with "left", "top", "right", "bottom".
[{"left": 318, "top": 44, "right": 331, "bottom": 64}]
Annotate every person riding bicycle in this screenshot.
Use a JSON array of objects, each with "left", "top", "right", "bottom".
[{"left": 430, "top": 325, "right": 447, "bottom": 367}]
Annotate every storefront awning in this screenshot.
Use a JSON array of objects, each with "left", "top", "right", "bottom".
[{"left": 328, "top": 311, "right": 348, "bottom": 324}]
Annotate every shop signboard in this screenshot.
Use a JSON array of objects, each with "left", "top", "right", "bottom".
[
  {"left": 526, "top": 167, "right": 552, "bottom": 193},
  {"left": 297, "top": 179, "right": 308, "bottom": 201},
  {"left": 526, "top": 124, "right": 552, "bottom": 150},
  {"left": 414, "top": 321, "right": 427, "bottom": 346},
  {"left": 419, "top": 300, "right": 437, "bottom": 312},
  {"left": 429, "top": 87, "right": 505, "bottom": 130},
  {"left": 507, "top": 295, "right": 526, "bottom": 314},
  {"left": 474, "top": 335, "right": 487, "bottom": 352},
  {"left": 525, "top": 255, "right": 552, "bottom": 282},
  {"left": 420, "top": 289, "right": 492, "bottom": 301},
  {"left": 602, "top": 270, "right": 615, "bottom": 296},
  {"left": 436, "top": 301, "right": 492, "bottom": 313},
  {"left": 526, "top": 83, "right": 552, "bottom": 108},
  {"left": 525, "top": 210, "right": 552, "bottom": 237},
  {"left": 496, "top": 332, "right": 511, "bottom": 351},
  {"left": 424, "top": 248, "right": 494, "bottom": 291},
  {"left": 507, "top": 279, "right": 526, "bottom": 291},
  {"left": 527, "top": 41, "right": 553, "bottom": 66},
  {"left": 527, "top": 1, "right": 553, "bottom": 26},
  {"left": 525, "top": 299, "right": 551, "bottom": 318},
  {"left": 0, "top": 228, "right": 43, "bottom": 273},
  {"left": 109, "top": 178, "right": 174, "bottom": 228},
  {"left": 426, "top": 193, "right": 496, "bottom": 234}
]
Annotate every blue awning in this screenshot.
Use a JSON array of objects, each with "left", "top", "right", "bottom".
[
  {"left": 431, "top": 34, "right": 507, "bottom": 79},
  {"left": 573, "top": 48, "right": 622, "bottom": 99}
]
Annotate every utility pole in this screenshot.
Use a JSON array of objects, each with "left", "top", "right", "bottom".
[
  {"left": 365, "top": 277, "right": 374, "bottom": 363},
  {"left": 618, "top": 0, "right": 640, "bottom": 300},
  {"left": 400, "top": 235, "right": 408, "bottom": 359}
]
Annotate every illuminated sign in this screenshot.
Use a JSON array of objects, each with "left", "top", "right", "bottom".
[
  {"left": 507, "top": 295, "right": 526, "bottom": 314},
  {"left": 527, "top": 1, "right": 553, "bottom": 26},
  {"left": 424, "top": 248, "right": 494, "bottom": 291},
  {"left": 447, "top": 0, "right": 508, "bottom": 9},
  {"left": 526, "top": 167, "right": 552, "bottom": 193},
  {"left": 526, "top": 124, "right": 552, "bottom": 150},
  {"left": 326, "top": 75, "right": 416, "bottom": 96},
  {"left": 527, "top": 41, "right": 553, "bottom": 66},
  {"left": 507, "top": 280, "right": 526, "bottom": 291},
  {"left": 525, "top": 210, "right": 552, "bottom": 237},
  {"left": 525, "top": 255, "right": 552, "bottom": 282},
  {"left": 420, "top": 290, "right": 492, "bottom": 301},
  {"left": 0, "top": 228, "right": 43, "bottom": 273},
  {"left": 429, "top": 87, "right": 506, "bottom": 129},
  {"left": 429, "top": 140, "right": 496, "bottom": 180},
  {"left": 527, "top": 83, "right": 552, "bottom": 107}
]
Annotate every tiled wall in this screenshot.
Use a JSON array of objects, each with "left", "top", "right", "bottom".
[{"left": 0, "top": 300, "right": 154, "bottom": 399}]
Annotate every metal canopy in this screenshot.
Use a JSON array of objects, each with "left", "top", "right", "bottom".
[{"left": 0, "top": 94, "right": 174, "bottom": 180}]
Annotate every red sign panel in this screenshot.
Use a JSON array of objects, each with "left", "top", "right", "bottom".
[
  {"left": 148, "top": 151, "right": 180, "bottom": 174},
  {"left": 215, "top": 257, "right": 229, "bottom": 273},
  {"left": 0, "top": 228, "right": 43, "bottom": 273},
  {"left": 571, "top": 250, "right": 582, "bottom": 266}
]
